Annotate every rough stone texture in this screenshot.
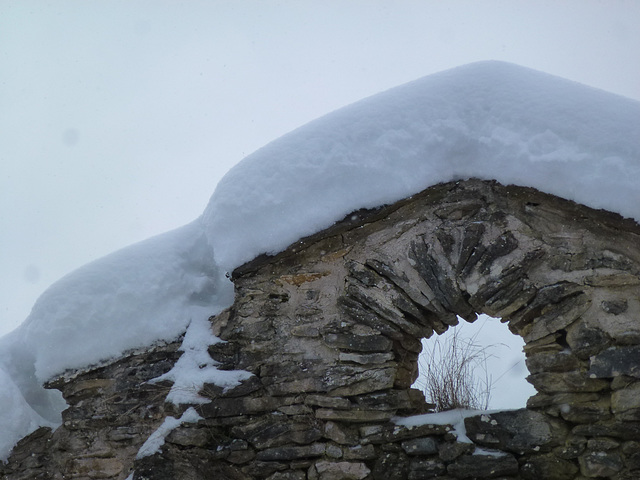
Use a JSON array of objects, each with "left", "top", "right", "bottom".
[
  {"left": 0, "top": 342, "right": 182, "bottom": 480},
  {"left": 464, "top": 409, "right": 569, "bottom": 454},
  {"left": 2, "top": 179, "right": 640, "bottom": 479}
]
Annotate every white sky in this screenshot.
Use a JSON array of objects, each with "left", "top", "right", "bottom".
[{"left": 1, "top": 1, "right": 639, "bottom": 336}]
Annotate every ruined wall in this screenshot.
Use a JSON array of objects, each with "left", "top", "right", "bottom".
[{"left": 2, "top": 179, "right": 640, "bottom": 480}]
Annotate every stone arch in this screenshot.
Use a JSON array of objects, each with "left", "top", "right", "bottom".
[
  {"left": 4, "top": 179, "right": 639, "bottom": 480},
  {"left": 206, "top": 179, "right": 640, "bottom": 479}
]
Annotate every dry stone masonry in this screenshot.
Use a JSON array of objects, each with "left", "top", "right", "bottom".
[{"left": 2, "top": 179, "right": 640, "bottom": 479}]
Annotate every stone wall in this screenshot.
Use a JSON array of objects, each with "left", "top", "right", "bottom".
[{"left": 2, "top": 179, "right": 639, "bottom": 480}]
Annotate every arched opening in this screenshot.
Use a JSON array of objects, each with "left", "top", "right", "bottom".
[{"left": 413, "top": 314, "right": 535, "bottom": 411}]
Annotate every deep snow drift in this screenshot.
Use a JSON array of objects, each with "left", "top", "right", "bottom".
[
  {"left": 1, "top": 61, "right": 639, "bottom": 461},
  {"left": 0, "top": 219, "right": 236, "bottom": 460},
  {"left": 205, "top": 61, "right": 640, "bottom": 271}
]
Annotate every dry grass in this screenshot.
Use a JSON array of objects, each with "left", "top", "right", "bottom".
[{"left": 416, "top": 325, "right": 498, "bottom": 412}]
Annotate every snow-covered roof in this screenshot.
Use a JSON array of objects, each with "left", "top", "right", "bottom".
[{"left": 1, "top": 61, "right": 639, "bottom": 460}]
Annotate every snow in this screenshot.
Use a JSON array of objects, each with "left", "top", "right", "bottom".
[
  {"left": 395, "top": 408, "right": 503, "bottom": 443},
  {"left": 1, "top": 60, "right": 640, "bottom": 461},
  {"left": 204, "top": 61, "right": 640, "bottom": 271},
  {"left": 150, "top": 315, "right": 253, "bottom": 405},
  {"left": 136, "top": 407, "right": 203, "bottom": 459},
  {"left": 396, "top": 409, "right": 513, "bottom": 456},
  {"left": 473, "top": 447, "right": 509, "bottom": 457},
  {"left": 0, "top": 218, "right": 233, "bottom": 383},
  {"left": 0, "top": 366, "right": 59, "bottom": 461},
  {"left": 0, "top": 219, "right": 234, "bottom": 461}
]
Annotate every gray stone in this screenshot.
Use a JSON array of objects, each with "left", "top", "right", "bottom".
[
  {"left": 230, "top": 439, "right": 249, "bottom": 450},
  {"left": 313, "top": 460, "right": 370, "bottom": 480},
  {"left": 385, "top": 423, "right": 451, "bottom": 442},
  {"left": 256, "top": 444, "right": 326, "bottom": 461},
  {"left": 324, "top": 333, "right": 393, "bottom": 352},
  {"left": 227, "top": 448, "right": 256, "bottom": 465},
  {"left": 601, "top": 299, "right": 628, "bottom": 314},
  {"left": 438, "top": 441, "right": 475, "bottom": 462},
  {"left": 611, "top": 381, "right": 640, "bottom": 421},
  {"left": 267, "top": 471, "right": 306, "bottom": 480},
  {"left": 579, "top": 451, "right": 624, "bottom": 477},
  {"left": 231, "top": 417, "right": 322, "bottom": 449},
  {"left": 465, "top": 409, "right": 569, "bottom": 453},
  {"left": 566, "top": 322, "right": 612, "bottom": 360},
  {"left": 588, "top": 346, "right": 640, "bottom": 378},
  {"left": 353, "top": 390, "right": 414, "bottom": 411},
  {"left": 586, "top": 437, "right": 620, "bottom": 451},
  {"left": 372, "top": 452, "right": 409, "bottom": 480},
  {"left": 446, "top": 452, "right": 519, "bottom": 478},
  {"left": 538, "top": 392, "right": 611, "bottom": 423},
  {"left": 526, "top": 350, "right": 581, "bottom": 373},
  {"left": 277, "top": 404, "right": 313, "bottom": 415},
  {"left": 520, "top": 453, "right": 579, "bottom": 480},
  {"left": 339, "top": 352, "right": 395, "bottom": 364},
  {"left": 243, "top": 461, "right": 289, "bottom": 477},
  {"left": 315, "top": 408, "right": 394, "bottom": 423},
  {"left": 359, "top": 424, "right": 385, "bottom": 444},
  {"left": 291, "top": 325, "right": 321, "bottom": 337},
  {"left": 528, "top": 370, "right": 609, "bottom": 394},
  {"left": 554, "top": 435, "right": 587, "bottom": 460},
  {"left": 408, "top": 459, "right": 447, "bottom": 479},
  {"left": 304, "top": 395, "right": 352, "bottom": 409},
  {"left": 323, "top": 364, "right": 397, "bottom": 395},
  {"left": 343, "top": 445, "right": 376, "bottom": 460},
  {"left": 165, "top": 426, "right": 210, "bottom": 447},
  {"left": 621, "top": 441, "right": 640, "bottom": 470},
  {"left": 572, "top": 421, "right": 640, "bottom": 441},
  {"left": 323, "top": 421, "right": 358, "bottom": 445},
  {"left": 558, "top": 396, "right": 612, "bottom": 424},
  {"left": 523, "top": 291, "right": 590, "bottom": 343},
  {"left": 199, "top": 396, "right": 284, "bottom": 418},
  {"left": 612, "top": 374, "right": 637, "bottom": 390},
  {"left": 401, "top": 437, "right": 438, "bottom": 456},
  {"left": 325, "top": 444, "right": 343, "bottom": 459},
  {"left": 66, "top": 457, "right": 124, "bottom": 478}
]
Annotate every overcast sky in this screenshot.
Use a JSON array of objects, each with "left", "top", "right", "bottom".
[{"left": 1, "top": 1, "right": 639, "bottom": 339}]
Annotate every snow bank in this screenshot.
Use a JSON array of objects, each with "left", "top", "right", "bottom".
[
  {"left": 204, "top": 61, "right": 640, "bottom": 271},
  {"left": 0, "top": 218, "right": 234, "bottom": 461},
  {"left": 1, "top": 61, "right": 639, "bottom": 461},
  {"left": 1, "top": 218, "right": 233, "bottom": 383},
  {"left": 0, "top": 365, "right": 59, "bottom": 461}
]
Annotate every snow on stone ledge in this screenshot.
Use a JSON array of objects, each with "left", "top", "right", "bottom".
[
  {"left": 394, "top": 408, "right": 502, "bottom": 444},
  {"left": 0, "top": 219, "right": 234, "bottom": 461},
  {"left": 150, "top": 315, "right": 253, "bottom": 406},
  {"left": 136, "top": 407, "right": 203, "bottom": 460},
  {"left": 204, "top": 61, "right": 640, "bottom": 272},
  {"left": 0, "top": 219, "right": 233, "bottom": 384}
]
